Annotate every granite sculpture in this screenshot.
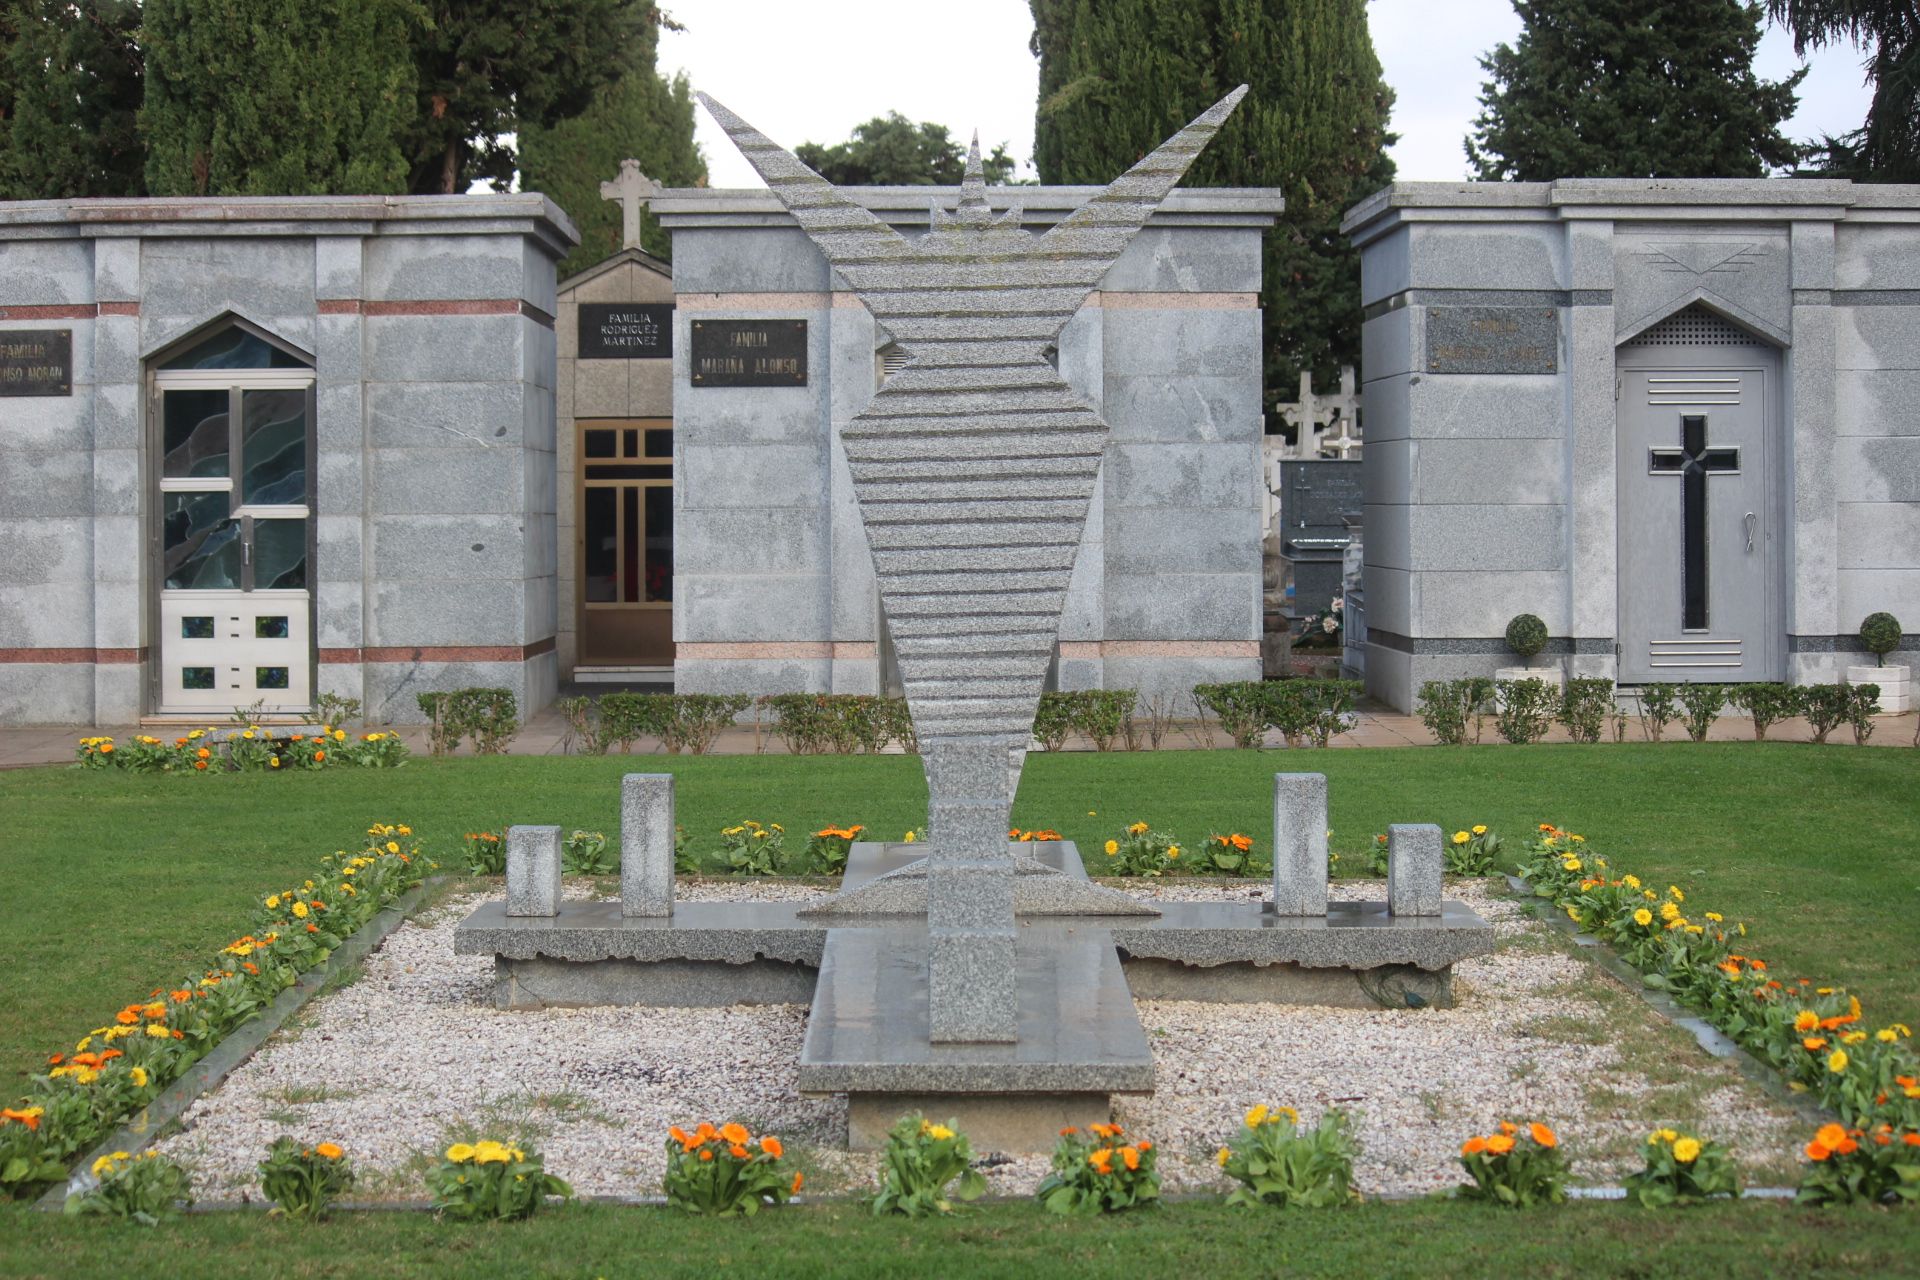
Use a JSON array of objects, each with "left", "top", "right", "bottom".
[{"left": 697, "top": 87, "right": 1248, "bottom": 1042}]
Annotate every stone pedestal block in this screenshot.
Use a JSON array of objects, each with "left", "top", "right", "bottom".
[
  {"left": 505, "top": 825, "right": 562, "bottom": 917},
  {"left": 1387, "top": 824, "right": 1443, "bottom": 917},
  {"left": 1847, "top": 664, "right": 1910, "bottom": 714},
  {"left": 621, "top": 773, "right": 675, "bottom": 918},
  {"left": 928, "top": 929, "right": 1018, "bottom": 1044},
  {"left": 1270, "top": 773, "right": 1329, "bottom": 917}
]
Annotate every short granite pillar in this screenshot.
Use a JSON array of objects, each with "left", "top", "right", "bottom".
[
  {"left": 621, "top": 773, "right": 675, "bottom": 918},
  {"left": 1387, "top": 823, "right": 1443, "bottom": 916},
  {"left": 505, "top": 825, "right": 563, "bottom": 917},
  {"left": 923, "top": 736, "right": 1017, "bottom": 1044},
  {"left": 1270, "top": 773, "right": 1329, "bottom": 916}
]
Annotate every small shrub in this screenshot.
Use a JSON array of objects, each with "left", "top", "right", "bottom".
[
  {"left": 1847, "top": 682, "right": 1881, "bottom": 746},
  {"left": 0, "top": 1105, "right": 65, "bottom": 1191},
  {"left": 872, "top": 1115, "right": 986, "bottom": 1217},
  {"left": 1623, "top": 1129, "right": 1739, "bottom": 1208},
  {"left": 1125, "top": 694, "right": 1180, "bottom": 751},
  {"left": 1192, "top": 682, "right": 1269, "bottom": 749},
  {"left": 1557, "top": 678, "right": 1614, "bottom": 744},
  {"left": 762, "top": 694, "right": 867, "bottom": 755},
  {"left": 1070, "top": 689, "right": 1138, "bottom": 752},
  {"left": 1195, "top": 832, "right": 1262, "bottom": 876},
  {"left": 427, "top": 1139, "right": 570, "bottom": 1222},
  {"left": 461, "top": 829, "right": 506, "bottom": 875},
  {"left": 1801, "top": 683, "right": 1851, "bottom": 745},
  {"left": 1217, "top": 1104, "right": 1359, "bottom": 1209},
  {"left": 555, "top": 695, "right": 602, "bottom": 755},
  {"left": 1456, "top": 1121, "right": 1567, "bottom": 1208},
  {"left": 1033, "top": 692, "right": 1078, "bottom": 752},
  {"left": 416, "top": 692, "right": 461, "bottom": 756},
  {"left": 1727, "top": 683, "right": 1798, "bottom": 741},
  {"left": 562, "top": 830, "right": 616, "bottom": 875},
  {"left": 416, "top": 688, "right": 518, "bottom": 754},
  {"left": 337, "top": 730, "right": 409, "bottom": 769},
  {"left": 1445, "top": 825, "right": 1503, "bottom": 877},
  {"left": 800, "top": 825, "right": 863, "bottom": 875},
  {"left": 1505, "top": 613, "right": 1549, "bottom": 662},
  {"left": 313, "top": 692, "right": 362, "bottom": 730},
  {"left": 599, "top": 692, "right": 671, "bottom": 752},
  {"left": 1101, "top": 822, "right": 1179, "bottom": 876},
  {"left": 663, "top": 1122, "right": 799, "bottom": 1216},
  {"left": 1677, "top": 683, "right": 1727, "bottom": 743},
  {"left": 1494, "top": 678, "right": 1556, "bottom": 744},
  {"left": 64, "top": 1150, "right": 191, "bottom": 1225},
  {"left": 258, "top": 1136, "right": 355, "bottom": 1219},
  {"left": 673, "top": 824, "right": 697, "bottom": 875},
  {"left": 1272, "top": 679, "right": 1362, "bottom": 747},
  {"left": 1416, "top": 678, "right": 1493, "bottom": 746},
  {"left": 662, "top": 694, "right": 751, "bottom": 755},
  {"left": 719, "top": 821, "right": 784, "bottom": 875},
  {"left": 1638, "top": 683, "right": 1680, "bottom": 742},
  {"left": 1037, "top": 1122, "right": 1159, "bottom": 1214},
  {"left": 1795, "top": 1122, "right": 1920, "bottom": 1206},
  {"left": 1860, "top": 611, "right": 1904, "bottom": 667}
]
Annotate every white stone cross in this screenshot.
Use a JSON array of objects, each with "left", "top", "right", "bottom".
[{"left": 600, "top": 159, "right": 663, "bottom": 251}]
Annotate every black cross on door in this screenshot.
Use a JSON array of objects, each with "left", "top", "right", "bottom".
[{"left": 1649, "top": 414, "right": 1739, "bottom": 630}]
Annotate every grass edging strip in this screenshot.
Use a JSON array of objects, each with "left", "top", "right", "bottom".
[
  {"left": 1502, "top": 874, "right": 1834, "bottom": 1129},
  {"left": 35, "top": 875, "right": 451, "bottom": 1212}
]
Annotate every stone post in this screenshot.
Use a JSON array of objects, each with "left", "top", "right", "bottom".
[
  {"left": 924, "top": 736, "right": 1018, "bottom": 1043},
  {"left": 1270, "top": 773, "right": 1329, "bottom": 916},
  {"left": 621, "top": 773, "right": 675, "bottom": 918},
  {"left": 1387, "top": 824, "right": 1443, "bottom": 916},
  {"left": 505, "top": 825, "right": 563, "bottom": 917}
]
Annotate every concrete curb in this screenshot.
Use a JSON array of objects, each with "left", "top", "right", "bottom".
[
  {"left": 37, "top": 876, "right": 452, "bottom": 1212},
  {"left": 1503, "top": 874, "right": 1834, "bottom": 1129}
]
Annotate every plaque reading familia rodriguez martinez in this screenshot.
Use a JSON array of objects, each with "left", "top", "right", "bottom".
[
  {"left": 0, "top": 329, "right": 72, "bottom": 396},
  {"left": 579, "top": 303, "right": 673, "bottom": 359},
  {"left": 690, "top": 319, "right": 807, "bottom": 387}
]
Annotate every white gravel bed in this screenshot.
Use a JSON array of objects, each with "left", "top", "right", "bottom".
[{"left": 156, "top": 876, "right": 1804, "bottom": 1202}]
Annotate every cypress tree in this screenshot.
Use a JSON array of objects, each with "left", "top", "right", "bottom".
[
  {"left": 1466, "top": 0, "right": 1804, "bottom": 180},
  {"left": 0, "top": 0, "right": 145, "bottom": 199},
  {"left": 142, "top": 0, "right": 415, "bottom": 195},
  {"left": 1768, "top": 1, "right": 1920, "bottom": 181},
  {"left": 1029, "top": 0, "right": 1395, "bottom": 399},
  {"left": 516, "top": 10, "right": 707, "bottom": 277}
]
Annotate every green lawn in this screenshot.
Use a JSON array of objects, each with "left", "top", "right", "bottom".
[
  {"left": 2, "top": 1199, "right": 1918, "bottom": 1278},
  {"left": 3, "top": 743, "right": 1918, "bottom": 1084}
]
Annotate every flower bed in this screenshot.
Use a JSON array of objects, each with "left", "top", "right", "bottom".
[
  {"left": 1515, "top": 826, "right": 1919, "bottom": 1128},
  {"left": 75, "top": 728, "right": 407, "bottom": 774},
  {"left": 0, "top": 824, "right": 433, "bottom": 1198}
]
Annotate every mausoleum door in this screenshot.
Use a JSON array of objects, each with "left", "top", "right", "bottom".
[
  {"left": 577, "top": 419, "right": 674, "bottom": 666},
  {"left": 1615, "top": 319, "right": 1783, "bottom": 685},
  {"left": 150, "top": 324, "right": 316, "bottom": 715}
]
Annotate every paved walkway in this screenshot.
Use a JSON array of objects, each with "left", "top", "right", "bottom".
[{"left": 4, "top": 704, "right": 1914, "bottom": 769}]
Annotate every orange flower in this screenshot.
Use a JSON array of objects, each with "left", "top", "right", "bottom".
[
  {"left": 1121, "top": 1146, "right": 1140, "bottom": 1171},
  {"left": 1836, "top": 1135, "right": 1859, "bottom": 1156},
  {"left": 1803, "top": 1037, "right": 1828, "bottom": 1051},
  {"left": 114, "top": 1009, "right": 139, "bottom": 1025},
  {"left": 1529, "top": 1123, "right": 1556, "bottom": 1148},
  {"left": 315, "top": 1142, "right": 344, "bottom": 1160},
  {"left": 1485, "top": 1134, "right": 1515, "bottom": 1155},
  {"left": 1059, "top": 1126, "right": 1078, "bottom": 1137},
  {"left": 1816, "top": 1123, "right": 1848, "bottom": 1150},
  {"left": 170, "top": 990, "right": 191, "bottom": 1003},
  {"left": 1498, "top": 1121, "right": 1518, "bottom": 1136},
  {"left": 142, "top": 1002, "right": 167, "bottom": 1020},
  {"left": 1461, "top": 1136, "right": 1487, "bottom": 1157},
  {"left": 728, "top": 1144, "right": 749, "bottom": 1159},
  {"left": 1137, "top": 1140, "right": 1153, "bottom": 1152},
  {"left": 719, "top": 1122, "right": 750, "bottom": 1146},
  {"left": 98, "top": 1049, "right": 122, "bottom": 1062},
  {"left": 698, "top": 1149, "right": 714, "bottom": 1162},
  {"left": 1805, "top": 1139, "right": 1831, "bottom": 1161},
  {"left": 791, "top": 1171, "right": 805, "bottom": 1194},
  {"left": 669, "top": 1126, "right": 694, "bottom": 1151},
  {"left": 760, "top": 1136, "right": 783, "bottom": 1159},
  {"left": 0, "top": 1108, "right": 41, "bottom": 1131},
  {"left": 196, "top": 747, "right": 211, "bottom": 760},
  {"left": 1794, "top": 1010, "right": 1820, "bottom": 1033},
  {"left": 194, "top": 760, "right": 208, "bottom": 771},
  {"left": 1087, "top": 1148, "right": 1114, "bottom": 1175},
  {"left": 1905, "top": 1134, "right": 1920, "bottom": 1148},
  {"left": 696, "top": 1122, "right": 719, "bottom": 1142},
  {"left": 313, "top": 750, "right": 325, "bottom": 762}
]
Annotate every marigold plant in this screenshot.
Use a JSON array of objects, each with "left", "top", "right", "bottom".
[
  {"left": 1444, "top": 825, "right": 1502, "bottom": 877},
  {"left": 1197, "top": 832, "right": 1260, "bottom": 876},
  {"left": 720, "top": 821, "right": 784, "bottom": 875},
  {"left": 662, "top": 1121, "right": 798, "bottom": 1216},
  {"left": 1455, "top": 1121, "right": 1567, "bottom": 1208},
  {"left": 872, "top": 1115, "right": 986, "bottom": 1217},
  {"left": 461, "top": 830, "right": 507, "bottom": 875},
  {"left": 562, "top": 830, "right": 617, "bottom": 876},
  {"left": 801, "top": 825, "right": 863, "bottom": 876},
  {"left": 258, "top": 1136, "right": 355, "bottom": 1219},
  {"left": 1623, "top": 1128, "right": 1739, "bottom": 1208},
  {"left": 1217, "top": 1104, "right": 1360, "bottom": 1209},
  {"left": 427, "top": 1139, "right": 571, "bottom": 1222},
  {"left": 63, "top": 1150, "right": 191, "bottom": 1225},
  {"left": 1101, "top": 822, "right": 1181, "bottom": 876},
  {"left": 1795, "top": 1122, "right": 1920, "bottom": 1206},
  {"left": 1036, "top": 1123, "right": 1159, "bottom": 1214}
]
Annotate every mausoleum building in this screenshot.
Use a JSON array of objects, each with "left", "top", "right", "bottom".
[{"left": 1345, "top": 179, "right": 1920, "bottom": 711}]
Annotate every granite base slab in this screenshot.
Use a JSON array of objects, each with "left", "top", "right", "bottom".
[
  {"left": 1120, "top": 957, "right": 1455, "bottom": 1009},
  {"left": 845, "top": 1093, "right": 1114, "bottom": 1153},
  {"left": 494, "top": 955, "right": 817, "bottom": 1010}
]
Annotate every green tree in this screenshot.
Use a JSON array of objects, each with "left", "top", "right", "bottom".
[
  {"left": 1028, "top": 0, "right": 1395, "bottom": 399},
  {"left": 516, "top": 15, "right": 706, "bottom": 276},
  {"left": 1767, "top": 1, "right": 1920, "bottom": 181},
  {"left": 795, "top": 113, "right": 1017, "bottom": 186},
  {"left": 0, "top": 0, "right": 145, "bottom": 199},
  {"left": 142, "top": 0, "right": 415, "bottom": 195},
  {"left": 1466, "top": 0, "right": 1804, "bottom": 181},
  {"left": 401, "top": 0, "right": 652, "bottom": 194}
]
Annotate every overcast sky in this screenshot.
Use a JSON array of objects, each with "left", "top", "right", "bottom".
[{"left": 659, "top": 0, "right": 1876, "bottom": 188}]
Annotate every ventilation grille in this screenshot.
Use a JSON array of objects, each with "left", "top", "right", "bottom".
[
  {"left": 875, "top": 342, "right": 910, "bottom": 388},
  {"left": 1626, "top": 305, "right": 1765, "bottom": 348}
]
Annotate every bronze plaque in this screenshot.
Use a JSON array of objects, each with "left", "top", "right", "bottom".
[
  {"left": 690, "top": 319, "right": 807, "bottom": 387},
  {"left": 0, "top": 329, "right": 72, "bottom": 396},
  {"left": 1427, "top": 306, "right": 1558, "bottom": 374}
]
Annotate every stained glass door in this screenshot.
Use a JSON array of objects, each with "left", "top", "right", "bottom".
[{"left": 153, "top": 325, "right": 314, "bottom": 713}]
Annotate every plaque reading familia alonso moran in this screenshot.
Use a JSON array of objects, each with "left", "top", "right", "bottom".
[
  {"left": 690, "top": 319, "right": 807, "bottom": 387},
  {"left": 0, "top": 329, "right": 72, "bottom": 396},
  {"left": 1426, "top": 306, "right": 1558, "bottom": 375}
]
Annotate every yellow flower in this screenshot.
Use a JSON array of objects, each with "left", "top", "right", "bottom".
[
  {"left": 1453, "top": 831, "right": 1470, "bottom": 845},
  {"left": 1167, "top": 846, "right": 1181, "bottom": 859},
  {"left": 1566, "top": 906, "right": 1582, "bottom": 924},
  {"left": 1562, "top": 857, "right": 1582, "bottom": 873},
  {"left": 1633, "top": 908, "right": 1653, "bottom": 927},
  {"left": 1472, "top": 825, "right": 1487, "bottom": 836},
  {"left": 1877, "top": 1028, "right": 1900, "bottom": 1043},
  {"left": 1623, "top": 875, "right": 1641, "bottom": 889},
  {"left": 903, "top": 831, "right": 916, "bottom": 843},
  {"left": 473, "top": 1140, "right": 512, "bottom": 1164},
  {"left": 144, "top": 1024, "right": 170, "bottom": 1038},
  {"left": 1128, "top": 822, "right": 1148, "bottom": 835},
  {"left": 265, "top": 895, "right": 280, "bottom": 909},
  {"left": 1705, "top": 912, "right": 1723, "bottom": 923},
  {"left": 128, "top": 1067, "right": 148, "bottom": 1087},
  {"left": 292, "top": 901, "right": 308, "bottom": 919},
  {"left": 1672, "top": 1137, "right": 1702, "bottom": 1164},
  {"left": 91, "top": 1153, "right": 128, "bottom": 1176},
  {"left": 242, "top": 730, "right": 255, "bottom": 739},
  {"left": 1216, "top": 1146, "right": 1231, "bottom": 1168},
  {"left": 925, "top": 1124, "right": 955, "bottom": 1141},
  {"left": 1828, "top": 1049, "right": 1849, "bottom": 1073},
  {"left": 1244, "top": 1104, "right": 1269, "bottom": 1129},
  {"left": 1104, "top": 840, "right": 1119, "bottom": 856},
  {"left": 1669, "top": 886, "right": 1684, "bottom": 902},
  {"left": 445, "top": 1143, "right": 476, "bottom": 1163},
  {"left": 333, "top": 729, "right": 347, "bottom": 741},
  {"left": 386, "top": 841, "right": 400, "bottom": 854},
  {"left": 1659, "top": 901, "right": 1680, "bottom": 922}
]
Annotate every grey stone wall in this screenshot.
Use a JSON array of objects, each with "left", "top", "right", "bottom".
[
  {"left": 1343, "top": 179, "right": 1920, "bottom": 709},
  {"left": 0, "top": 196, "right": 576, "bottom": 726},
  {"left": 652, "top": 188, "right": 1279, "bottom": 707}
]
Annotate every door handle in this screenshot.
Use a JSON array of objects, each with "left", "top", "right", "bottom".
[{"left": 1743, "top": 512, "right": 1756, "bottom": 553}]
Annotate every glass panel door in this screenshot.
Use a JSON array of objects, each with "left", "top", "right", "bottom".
[{"left": 577, "top": 419, "right": 674, "bottom": 665}]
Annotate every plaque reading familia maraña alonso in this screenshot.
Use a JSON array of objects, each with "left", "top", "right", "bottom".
[
  {"left": 690, "top": 319, "right": 807, "bottom": 387},
  {"left": 0, "top": 329, "right": 72, "bottom": 396},
  {"left": 579, "top": 303, "right": 673, "bottom": 360},
  {"left": 1426, "top": 306, "right": 1557, "bottom": 375}
]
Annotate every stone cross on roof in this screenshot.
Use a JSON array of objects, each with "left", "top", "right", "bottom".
[{"left": 600, "top": 159, "right": 663, "bottom": 251}]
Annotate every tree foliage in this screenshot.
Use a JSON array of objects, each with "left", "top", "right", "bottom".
[
  {"left": 1466, "top": 0, "right": 1804, "bottom": 180},
  {"left": 517, "top": 9, "right": 706, "bottom": 276},
  {"left": 1768, "top": 1, "right": 1920, "bottom": 181},
  {"left": 0, "top": 0, "right": 144, "bottom": 198},
  {"left": 795, "top": 113, "right": 1016, "bottom": 186},
  {"left": 1028, "top": 0, "right": 1395, "bottom": 399},
  {"left": 142, "top": 0, "right": 416, "bottom": 196}
]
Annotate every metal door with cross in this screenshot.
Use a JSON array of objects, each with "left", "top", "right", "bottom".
[
  {"left": 150, "top": 321, "right": 316, "bottom": 714},
  {"left": 1616, "top": 307, "right": 1783, "bottom": 684}
]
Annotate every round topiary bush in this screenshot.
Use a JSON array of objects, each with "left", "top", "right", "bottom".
[
  {"left": 1860, "top": 611, "right": 1903, "bottom": 667},
  {"left": 1505, "top": 613, "right": 1549, "bottom": 663}
]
